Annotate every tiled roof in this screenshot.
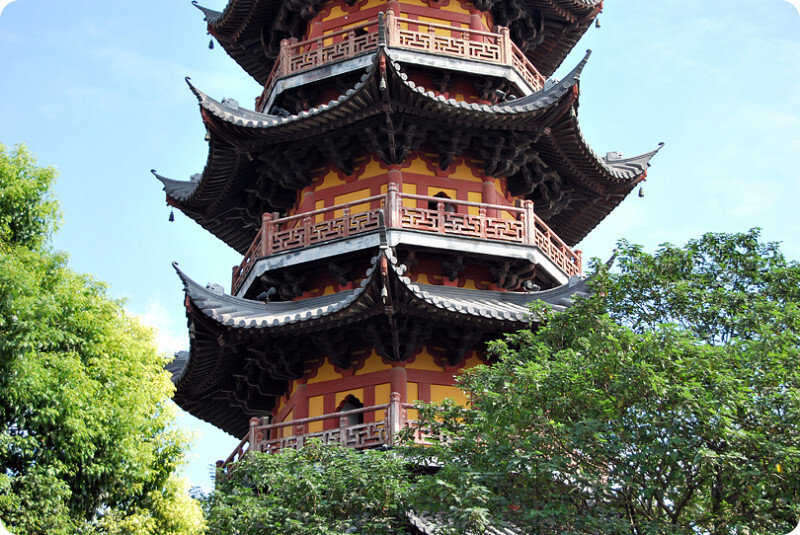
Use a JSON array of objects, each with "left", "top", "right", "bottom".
[
  {"left": 168, "top": 248, "right": 592, "bottom": 434},
  {"left": 156, "top": 50, "right": 660, "bottom": 251},
  {"left": 194, "top": 0, "right": 601, "bottom": 84},
  {"left": 173, "top": 250, "right": 589, "bottom": 333}
]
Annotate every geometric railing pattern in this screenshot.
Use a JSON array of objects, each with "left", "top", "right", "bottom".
[
  {"left": 218, "top": 393, "right": 413, "bottom": 475},
  {"left": 257, "top": 11, "right": 545, "bottom": 111},
  {"left": 231, "top": 186, "right": 582, "bottom": 294}
]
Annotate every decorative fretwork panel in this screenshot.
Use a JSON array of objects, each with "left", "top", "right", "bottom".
[
  {"left": 231, "top": 191, "right": 582, "bottom": 295},
  {"left": 256, "top": 13, "right": 545, "bottom": 112},
  {"left": 400, "top": 206, "right": 524, "bottom": 243}
]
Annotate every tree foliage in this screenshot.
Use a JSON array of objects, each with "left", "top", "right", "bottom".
[
  {"left": 0, "top": 143, "right": 204, "bottom": 534},
  {"left": 405, "top": 230, "right": 800, "bottom": 535},
  {"left": 207, "top": 442, "right": 412, "bottom": 535}
]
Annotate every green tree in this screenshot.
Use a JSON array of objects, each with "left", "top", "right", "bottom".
[
  {"left": 0, "top": 143, "right": 205, "bottom": 535},
  {"left": 207, "top": 442, "right": 412, "bottom": 535},
  {"left": 406, "top": 230, "right": 800, "bottom": 535}
]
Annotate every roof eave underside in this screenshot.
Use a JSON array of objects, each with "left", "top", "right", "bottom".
[
  {"left": 156, "top": 52, "right": 661, "bottom": 251},
  {"left": 516, "top": 0, "right": 602, "bottom": 78},
  {"left": 198, "top": 0, "right": 602, "bottom": 85},
  {"left": 169, "top": 251, "right": 591, "bottom": 434}
]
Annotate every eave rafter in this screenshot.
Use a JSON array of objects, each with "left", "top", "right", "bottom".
[
  {"left": 195, "top": 0, "right": 601, "bottom": 84},
  {"left": 169, "top": 248, "right": 591, "bottom": 434}
]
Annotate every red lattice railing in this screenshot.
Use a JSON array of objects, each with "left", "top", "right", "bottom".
[
  {"left": 231, "top": 187, "right": 582, "bottom": 294},
  {"left": 218, "top": 393, "right": 414, "bottom": 476},
  {"left": 257, "top": 11, "right": 545, "bottom": 112}
]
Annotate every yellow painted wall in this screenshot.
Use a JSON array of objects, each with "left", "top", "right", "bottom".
[
  {"left": 308, "top": 396, "right": 325, "bottom": 432},
  {"left": 431, "top": 383, "right": 468, "bottom": 406},
  {"left": 281, "top": 410, "right": 294, "bottom": 437},
  {"left": 308, "top": 360, "right": 342, "bottom": 385},
  {"left": 374, "top": 382, "right": 391, "bottom": 420},
  {"left": 359, "top": 353, "right": 394, "bottom": 374}
]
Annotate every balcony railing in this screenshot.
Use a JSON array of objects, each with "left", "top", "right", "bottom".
[
  {"left": 231, "top": 185, "right": 582, "bottom": 294},
  {"left": 218, "top": 393, "right": 414, "bottom": 476},
  {"left": 255, "top": 11, "right": 545, "bottom": 111}
]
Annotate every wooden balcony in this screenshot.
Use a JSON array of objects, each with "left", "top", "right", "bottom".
[
  {"left": 218, "top": 393, "right": 414, "bottom": 475},
  {"left": 256, "top": 11, "right": 545, "bottom": 111},
  {"left": 231, "top": 185, "right": 582, "bottom": 295}
]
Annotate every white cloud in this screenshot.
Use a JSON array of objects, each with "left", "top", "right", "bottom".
[
  {"left": 129, "top": 299, "right": 188, "bottom": 356},
  {"left": 0, "top": 0, "right": 17, "bottom": 19},
  {"left": 782, "top": 0, "right": 800, "bottom": 16}
]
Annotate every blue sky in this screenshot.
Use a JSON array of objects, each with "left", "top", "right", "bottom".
[{"left": 1, "top": 0, "right": 798, "bottom": 492}]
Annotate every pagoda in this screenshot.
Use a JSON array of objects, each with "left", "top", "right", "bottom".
[{"left": 157, "top": 0, "right": 661, "bottom": 460}]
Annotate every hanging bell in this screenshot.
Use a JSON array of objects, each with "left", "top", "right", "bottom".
[
  {"left": 169, "top": 209, "right": 175, "bottom": 222},
  {"left": 209, "top": 39, "right": 214, "bottom": 50},
  {"left": 638, "top": 186, "right": 645, "bottom": 198},
  {"left": 595, "top": 18, "right": 601, "bottom": 28}
]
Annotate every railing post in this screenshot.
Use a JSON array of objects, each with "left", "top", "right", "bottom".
[
  {"left": 523, "top": 200, "right": 535, "bottom": 245},
  {"left": 231, "top": 265, "right": 239, "bottom": 292},
  {"left": 479, "top": 206, "right": 487, "bottom": 239},
  {"left": 279, "top": 38, "right": 293, "bottom": 76},
  {"left": 339, "top": 415, "right": 350, "bottom": 446},
  {"left": 575, "top": 249, "right": 583, "bottom": 276},
  {"left": 386, "top": 392, "right": 402, "bottom": 447},
  {"left": 384, "top": 9, "right": 396, "bottom": 47},
  {"left": 303, "top": 216, "right": 312, "bottom": 246},
  {"left": 498, "top": 26, "right": 512, "bottom": 65},
  {"left": 248, "top": 417, "right": 260, "bottom": 454},
  {"left": 437, "top": 202, "right": 446, "bottom": 234},
  {"left": 294, "top": 423, "right": 305, "bottom": 449},
  {"left": 343, "top": 206, "right": 351, "bottom": 237},
  {"left": 386, "top": 182, "right": 400, "bottom": 228},
  {"left": 261, "top": 212, "right": 273, "bottom": 257}
]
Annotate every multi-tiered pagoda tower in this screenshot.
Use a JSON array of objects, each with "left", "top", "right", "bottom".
[{"left": 158, "top": 0, "right": 660, "bottom": 459}]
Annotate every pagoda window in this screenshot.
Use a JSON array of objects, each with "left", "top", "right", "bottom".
[
  {"left": 338, "top": 395, "right": 364, "bottom": 426},
  {"left": 428, "top": 191, "right": 456, "bottom": 213}
]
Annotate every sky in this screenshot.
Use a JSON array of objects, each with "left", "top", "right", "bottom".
[{"left": 1, "top": 0, "right": 798, "bottom": 492}]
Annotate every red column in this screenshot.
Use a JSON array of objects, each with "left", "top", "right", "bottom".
[
  {"left": 389, "top": 364, "right": 407, "bottom": 403},
  {"left": 482, "top": 176, "right": 497, "bottom": 218},
  {"left": 387, "top": 165, "right": 403, "bottom": 228}
]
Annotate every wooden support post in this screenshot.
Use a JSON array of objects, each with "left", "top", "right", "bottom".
[
  {"left": 248, "top": 417, "right": 260, "bottom": 454},
  {"left": 339, "top": 415, "right": 349, "bottom": 446},
  {"left": 303, "top": 216, "right": 312, "bottom": 246},
  {"left": 469, "top": 7, "right": 483, "bottom": 40},
  {"left": 523, "top": 200, "right": 535, "bottom": 245},
  {"left": 498, "top": 26, "right": 512, "bottom": 65},
  {"left": 386, "top": 392, "right": 403, "bottom": 447},
  {"left": 279, "top": 38, "right": 295, "bottom": 76},
  {"left": 386, "top": 181, "right": 400, "bottom": 228},
  {"left": 261, "top": 212, "right": 273, "bottom": 256},
  {"left": 481, "top": 177, "right": 497, "bottom": 218},
  {"left": 385, "top": 9, "right": 397, "bottom": 47}
]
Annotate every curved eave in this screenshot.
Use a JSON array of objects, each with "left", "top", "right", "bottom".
[
  {"left": 385, "top": 248, "right": 590, "bottom": 326},
  {"left": 152, "top": 170, "right": 199, "bottom": 202},
  {"left": 534, "top": 105, "right": 664, "bottom": 245},
  {"left": 170, "top": 250, "right": 592, "bottom": 434},
  {"left": 195, "top": 0, "right": 280, "bottom": 85},
  {"left": 194, "top": 50, "right": 583, "bottom": 140},
  {"left": 514, "top": 0, "right": 602, "bottom": 78},
  {"left": 189, "top": 66, "right": 379, "bottom": 140},
  {"left": 197, "top": 0, "right": 600, "bottom": 85},
  {"left": 174, "top": 257, "right": 380, "bottom": 330},
  {"left": 176, "top": 251, "right": 590, "bottom": 334}
]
